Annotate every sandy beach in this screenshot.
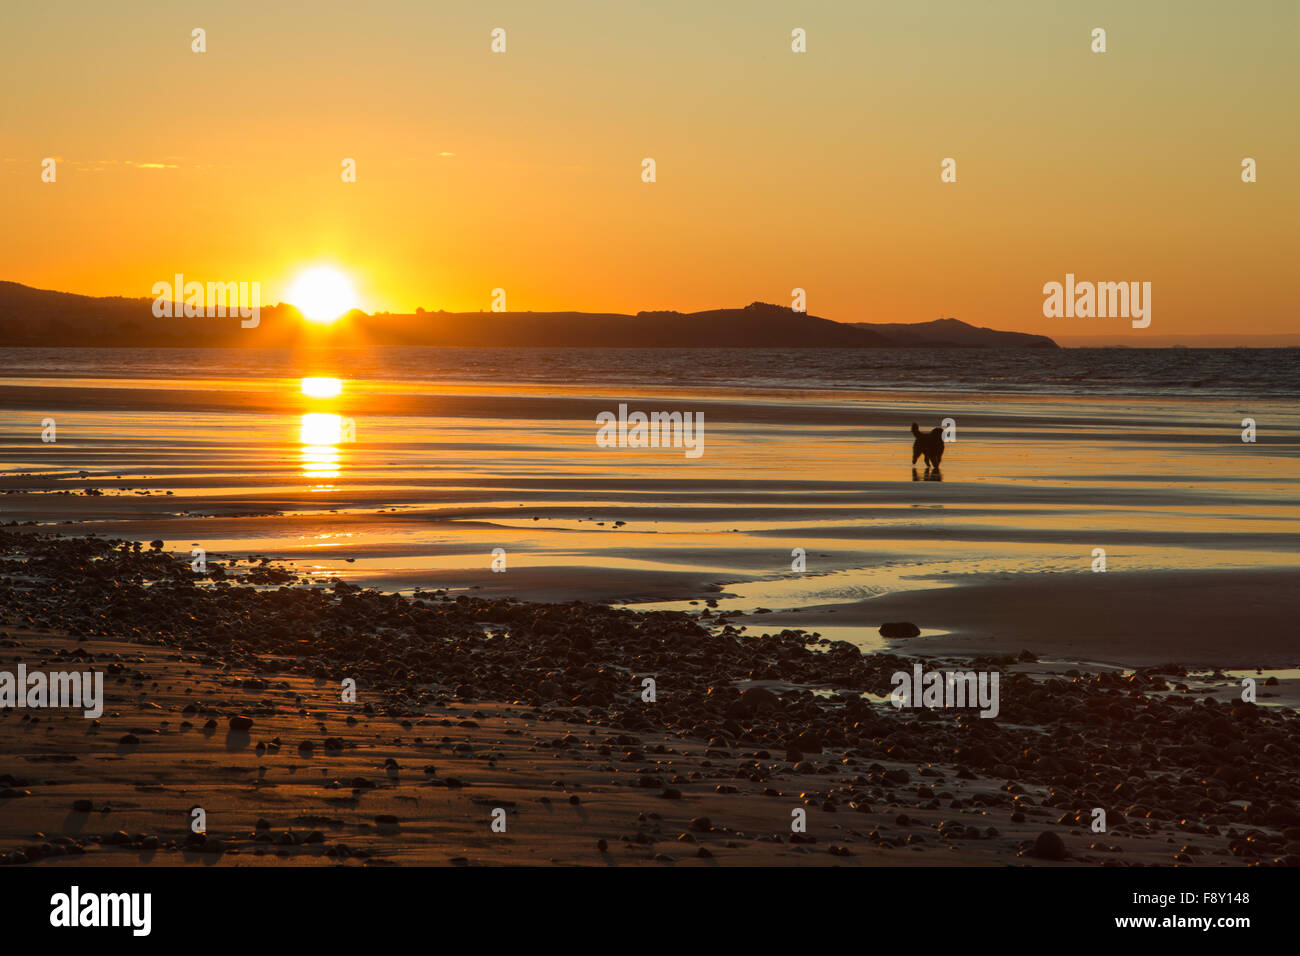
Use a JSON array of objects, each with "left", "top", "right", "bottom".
[
  {"left": 6, "top": 1, "right": 1298, "bottom": 932},
  {"left": 1, "top": 530, "right": 1298, "bottom": 868},
  {"left": 2, "top": 351, "right": 1299, "bottom": 867}
]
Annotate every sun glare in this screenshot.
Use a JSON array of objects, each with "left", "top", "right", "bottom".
[
  {"left": 298, "top": 412, "right": 346, "bottom": 481},
  {"left": 300, "top": 412, "right": 343, "bottom": 445},
  {"left": 301, "top": 377, "right": 342, "bottom": 398},
  {"left": 287, "top": 266, "right": 358, "bottom": 323}
]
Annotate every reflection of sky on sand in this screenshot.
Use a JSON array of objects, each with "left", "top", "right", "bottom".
[{"left": 2, "top": 376, "right": 1298, "bottom": 614}]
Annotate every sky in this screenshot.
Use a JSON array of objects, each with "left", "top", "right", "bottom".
[{"left": 2, "top": 0, "right": 1297, "bottom": 341}]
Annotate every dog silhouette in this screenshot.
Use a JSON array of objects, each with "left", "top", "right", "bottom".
[{"left": 911, "top": 422, "right": 945, "bottom": 471}]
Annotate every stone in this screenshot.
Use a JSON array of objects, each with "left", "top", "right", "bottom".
[{"left": 879, "top": 622, "right": 921, "bottom": 638}]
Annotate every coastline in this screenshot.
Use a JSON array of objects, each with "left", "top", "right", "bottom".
[{"left": 2, "top": 354, "right": 1298, "bottom": 867}]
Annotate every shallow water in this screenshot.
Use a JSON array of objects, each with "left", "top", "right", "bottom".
[
  {"left": 1, "top": 347, "right": 1297, "bottom": 615},
  {"left": 2, "top": 345, "right": 1298, "bottom": 398}
]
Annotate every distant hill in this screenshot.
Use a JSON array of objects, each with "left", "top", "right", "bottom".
[
  {"left": 851, "top": 317, "right": 1058, "bottom": 349},
  {"left": 0, "top": 282, "right": 1056, "bottom": 349},
  {"left": 400, "top": 302, "right": 897, "bottom": 348}
]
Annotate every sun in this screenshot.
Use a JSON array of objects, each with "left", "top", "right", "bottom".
[{"left": 286, "top": 266, "right": 358, "bottom": 323}]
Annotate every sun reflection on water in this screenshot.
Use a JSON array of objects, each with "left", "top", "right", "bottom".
[
  {"left": 300, "top": 442, "right": 341, "bottom": 480},
  {"left": 300, "top": 411, "right": 343, "bottom": 445},
  {"left": 301, "top": 377, "right": 342, "bottom": 398},
  {"left": 299, "top": 377, "right": 347, "bottom": 481}
]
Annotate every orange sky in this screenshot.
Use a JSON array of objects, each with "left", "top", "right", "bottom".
[{"left": 3, "top": 1, "right": 1297, "bottom": 339}]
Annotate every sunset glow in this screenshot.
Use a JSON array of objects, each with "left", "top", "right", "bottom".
[
  {"left": 3, "top": 0, "right": 1299, "bottom": 898},
  {"left": 4, "top": 3, "right": 1297, "bottom": 341}
]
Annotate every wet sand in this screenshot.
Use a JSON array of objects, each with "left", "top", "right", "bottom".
[
  {"left": 2, "top": 534, "right": 1297, "bottom": 867},
  {"left": 0, "top": 631, "right": 1278, "bottom": 868},
  {"left": 3, "top": 373, "right": 1298, "bottom": 667},
  {"left": 2, "top": 361, "right": 1298, "bottom": 867},
  {"left": 748, "top": 568, "right": 1300, "bottom": 668},
  {"left": 1, "top": 632, "right": 1111, "bottom": 868}
]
